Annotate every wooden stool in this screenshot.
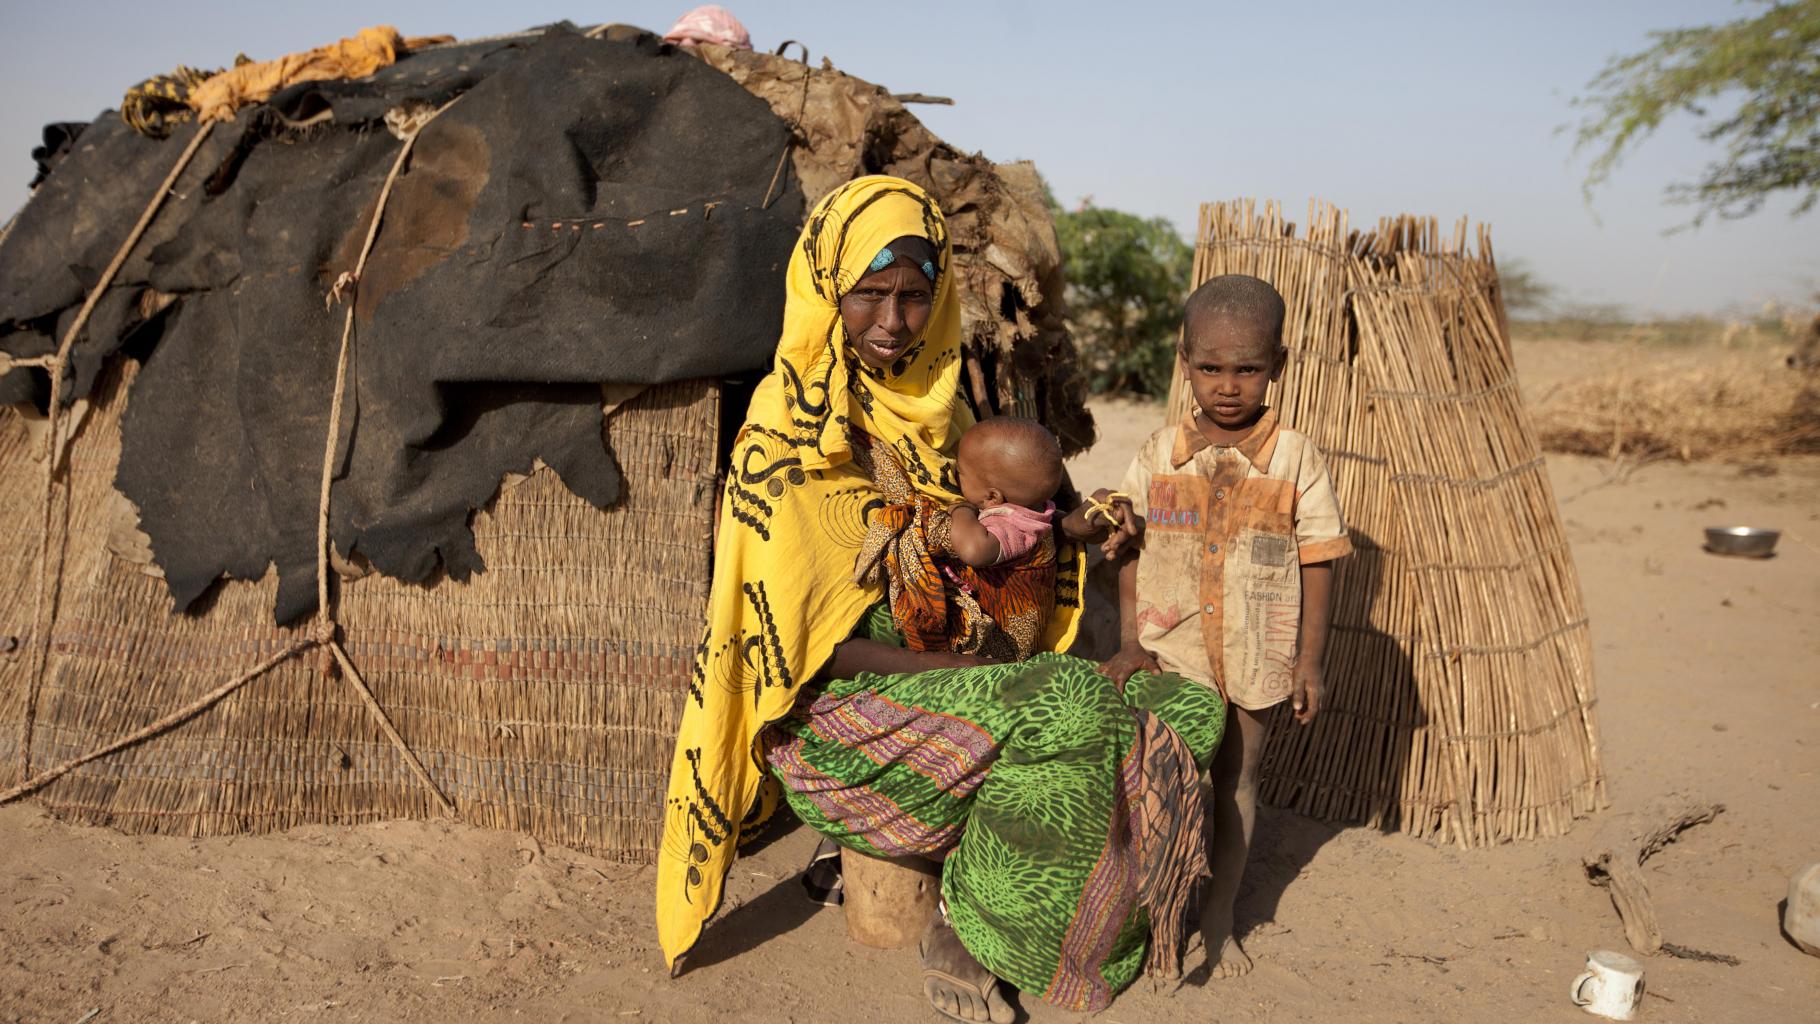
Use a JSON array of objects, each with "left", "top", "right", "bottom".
[{"left": 840, "top": 848, "right": 941, "bottom": 949}]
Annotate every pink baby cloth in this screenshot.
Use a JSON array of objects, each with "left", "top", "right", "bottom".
[
  {"left": 977, "top": 501, "right": 1055, "bottom": 563},
  {"left": 662, "top": 5, "right": 753, "bottom": 49}
]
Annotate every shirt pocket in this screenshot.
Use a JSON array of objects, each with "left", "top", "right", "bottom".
[
  {"left": 1232, "top": 477, "right": 1296, "bottom": 553},
  {"left": 1228, "top": 528, "right": 1300, "bottom": 587}
]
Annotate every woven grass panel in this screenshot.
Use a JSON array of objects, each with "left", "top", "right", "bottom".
[
  {"left": 0, "top": 361, "right": 716, "bottom": 862},
  {"left": 1170, "top": 200, "right": 1605, "bottom": 847},
  {"left": 0, "top": 396, "right": 54, "bottom": 795}
]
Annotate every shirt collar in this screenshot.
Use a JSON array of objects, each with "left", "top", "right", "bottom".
[{"left": 1170, "top": 406, "right": 1280, "bottom": 470}]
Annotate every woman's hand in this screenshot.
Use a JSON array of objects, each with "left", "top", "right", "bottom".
[
  {"left": 920, "top": 650, "right": 997, "bottom": 671},
  {"left": 823, "top": 638, "right": 989, "bottom": 679},
  {"left": 1096, "top": 644, "right": 1158, "bottom": 689}
]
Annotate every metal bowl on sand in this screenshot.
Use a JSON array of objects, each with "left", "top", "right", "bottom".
[{"left": 1704, "top": 526, "right": 1780, "bottom": 558}]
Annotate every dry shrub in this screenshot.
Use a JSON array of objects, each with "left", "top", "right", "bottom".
[{"left": 1533, "top": 361, "right": 1820, "bottom": 460}]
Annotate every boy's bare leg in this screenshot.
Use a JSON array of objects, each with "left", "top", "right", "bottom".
[{"left": 1201, "top": 703, "right": 1269, "bottom": 978}]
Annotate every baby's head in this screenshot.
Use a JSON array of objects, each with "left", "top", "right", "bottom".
[{"left": 957, "top": 418, "right": 1063, "bottom": 510}]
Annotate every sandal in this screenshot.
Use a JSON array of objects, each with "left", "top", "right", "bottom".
[
  {"left": 800, "top": 836, "right": 844, "bottom": 906},
  {"left": 919, "top": 913, "right": 1007, "bottom": 1024}
]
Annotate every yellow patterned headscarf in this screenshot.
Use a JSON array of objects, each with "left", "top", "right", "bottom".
[{"left": 655, "top": 176, "right": 1079, "bottom": 968}]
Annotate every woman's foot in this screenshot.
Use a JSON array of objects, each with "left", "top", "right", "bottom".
[{"left": 920, "top": 914, "right": 1015, "bottom": 1023}]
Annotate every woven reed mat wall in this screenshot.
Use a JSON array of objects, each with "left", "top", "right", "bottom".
[
  {"left": 0, "top": 360, "right": 717, "bottom": 862},
  {"left": 1168, "top": 199, "right": 1605, "bottom": 848}
]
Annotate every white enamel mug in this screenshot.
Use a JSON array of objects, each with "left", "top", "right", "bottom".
[{"left": 1570, "top": 950, "right": 1645, "bottom": 1020}]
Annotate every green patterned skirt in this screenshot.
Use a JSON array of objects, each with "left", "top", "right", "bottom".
[{"left": 762, "top": 614, "right": 1225, "bottom": 1012}]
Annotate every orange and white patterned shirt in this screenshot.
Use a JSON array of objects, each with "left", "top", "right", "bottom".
[{"left": 1120, "top": 408, "right": 1351, "bottom": 710}]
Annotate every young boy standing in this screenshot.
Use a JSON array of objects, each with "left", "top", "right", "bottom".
[{"left": 1099, "top": 273, "right": 1351, "bottom": 978}]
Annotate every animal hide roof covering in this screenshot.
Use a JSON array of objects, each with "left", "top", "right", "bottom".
[{"left": 0, "top": 26, "right": 806, "bottom": 623}]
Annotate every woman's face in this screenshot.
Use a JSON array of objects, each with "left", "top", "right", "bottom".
[{"left": 840, "top": 261, "right": 933, "bottom": 372}]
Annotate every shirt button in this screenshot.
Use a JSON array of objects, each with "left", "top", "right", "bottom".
[
  {"left": 1208, "top": 543, "right": 1219, "bottom": 554},
  {"left": 1202, "top": 603, "right": 1215, "bottom": 614},
  {"left": 1214, "top": 488, "right": 1226, "bottom": 500}
]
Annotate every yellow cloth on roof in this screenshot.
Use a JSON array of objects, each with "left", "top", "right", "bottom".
[
  {"left": 655, "top": 176, "right": 1081, "bottom": 967},
  {"left": 187, "top": 26, "right": 452, "bottom": 123}
]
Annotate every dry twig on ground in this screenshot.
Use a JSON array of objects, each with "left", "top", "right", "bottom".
[{"left": 1583, "top": 802, "right": 1738, "bottom": 963}]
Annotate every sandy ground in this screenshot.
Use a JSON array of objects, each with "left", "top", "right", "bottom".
[{"left": 5, "top": 341, "right": 1819, "bottom": 1023}]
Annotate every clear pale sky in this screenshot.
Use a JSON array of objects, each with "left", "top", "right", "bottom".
[{"left": 3, "top": 0, "right": 1814, "bottom": 315}]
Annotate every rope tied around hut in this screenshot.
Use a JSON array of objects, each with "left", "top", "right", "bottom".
[
  {"left": 18, "top": 120, "right": 220, "bottom": 790},
  {"left": 0, "top": 24, "right": 1094, "bottom": 858},
  {"left": 4, "top": 102, "right": 461, "bottom": 815}
]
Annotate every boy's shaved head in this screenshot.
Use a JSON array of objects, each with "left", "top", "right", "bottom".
[
  {"left": 1183, "top": 274, "right": 1286, "bottom": 352},
  {"left": 958, "top": 417, "right": 1063, "bottom": 509},
  {"left": 1178, "top": 274, "right": 1288, "bottom": 433}
]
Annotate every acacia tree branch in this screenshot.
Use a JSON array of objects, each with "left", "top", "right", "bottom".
[{"left": 1570, "top": 0, "right": 1820, "bottom": 225}]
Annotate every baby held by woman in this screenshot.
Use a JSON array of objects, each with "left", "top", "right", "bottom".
[
  {"left": 946, "top": 418, "right": 1066, "bottom": 571},
  {"left": 858, "top": 417, "right": 1132, "bottom": 663}
]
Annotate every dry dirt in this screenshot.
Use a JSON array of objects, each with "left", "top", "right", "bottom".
[{"left": 5, "top": 340, "right": 1819, "bottom": 1023}]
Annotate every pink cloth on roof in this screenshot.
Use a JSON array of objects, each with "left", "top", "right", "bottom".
[
  {"left": 662, "top": 5, "right": 753, "bottom": 49},
  {"left": 977, "top": 501, "right": 1055, "bottom": 563}
]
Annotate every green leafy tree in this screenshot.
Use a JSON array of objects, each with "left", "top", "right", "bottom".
[
  {"left": 1053, "top": 202, "right": 1192, "bottom": 396},
  {"left": 1573, "top": 0, "right": 1820, "bottom": 223},
  {"left": 1499, "top": 258, "right": 1557, "bottom": 318}
]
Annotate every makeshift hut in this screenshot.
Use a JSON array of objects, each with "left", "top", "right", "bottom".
[
  {"left": 0, "top": 23, "right": 1090, "bottom": 862},
  {"left": 1167, "top": 199, "right": 1606, "bottom": 847}
]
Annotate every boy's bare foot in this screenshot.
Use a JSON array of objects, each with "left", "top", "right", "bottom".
[
  {"left": 1208, "top": 933, "right": 1254, "bottom": 978},
  {"left": 1198, "top": 908, "right": 1254, "bottom": 980},
  {"left": 920, "top": 914, "right": 1014, "bottom": 1023},
  {"left": 1199, "top": 704, "right": 1268, "bottom": 983}
]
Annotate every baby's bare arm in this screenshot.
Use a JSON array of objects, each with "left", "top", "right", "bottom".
[
  {"left": 1060, "top": 488, "right": 1120, "bottom": 541},
  {"left": 945, "top": 505, "right": 1003, "bottom": 567},
  {"left": 1061, "top": 489, "right": 1141, "bottom": 558}
]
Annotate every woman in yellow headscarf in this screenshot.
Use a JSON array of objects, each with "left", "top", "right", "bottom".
[{"left": 656, "top": 177, "right": 1225, "bottom": 1020}]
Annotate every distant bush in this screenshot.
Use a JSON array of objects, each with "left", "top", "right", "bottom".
[
  {"left": 1518, "top": 299, "right": 1820, "bottom": 460},
  {"left": 1499, "top": 258, "right": 1557, "bottom": 318},
  {"left": 1053, "top": 203, "right": 1192, "bottom": 397},
  {"left": 1532, "top": 360, "right": 1820, "bottom": 460},
  {"left": 1513, "top": 303, "right": 1811, "bottom": 348}
]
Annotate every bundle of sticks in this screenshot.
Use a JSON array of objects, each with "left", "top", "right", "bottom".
[{"left": 1168, "top": 199, "right": 1606, "bottom": 847}]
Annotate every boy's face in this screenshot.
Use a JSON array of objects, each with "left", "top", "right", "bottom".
[{"left": 1179, "top": 315, "right": 1285, "bottom": 432}]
